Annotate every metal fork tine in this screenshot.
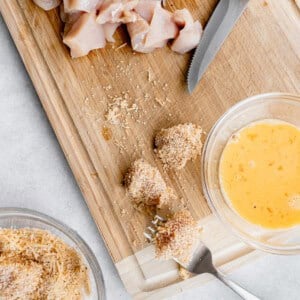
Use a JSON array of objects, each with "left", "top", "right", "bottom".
[
  {"left": 144, "top": 212, "right": 258, "bottom": 299},
  {"left": 152, "top": 214, "right": 165, "bottom": 225},
  {"left": 155, "top": 214, "right": 165, "bottom": 221},
  {"left": 147, "top": 226, "right": 156, "bottom": 233},
  {"left": 144, "top": 214, "right": 166, "bottom": 242},
  {"left": 143, "top": 232, "right": 153, "bottom": 241},
  {"left": 151, "top": 218, "right": 159, "bottom": 225}
]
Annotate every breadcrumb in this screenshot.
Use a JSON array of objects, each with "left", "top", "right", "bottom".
[
  {"left": 178, "top": 265, "right": 193, "bottom": 280},
  {"left": 155, "top": 210, "right": 200, "bottom": 263},
  {"left": 0, "top": 228, "right": 90, "bottom": 299},
  {"left": 124, "top": 159, "right": 168, "bottom": 207},
  {"left": 155, "top": 123, "right": 203, "bottom": 169}
]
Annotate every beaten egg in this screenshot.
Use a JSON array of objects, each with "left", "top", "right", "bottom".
[{"left": 219, "top": 120, "right": 300, "bottom": 229}]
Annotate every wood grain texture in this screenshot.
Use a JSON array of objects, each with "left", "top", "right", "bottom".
[{"left": 1, "top": 0, "right": 299, "bottom": 297}]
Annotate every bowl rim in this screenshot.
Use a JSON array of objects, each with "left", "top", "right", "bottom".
[
  {"left": 201, "top": 92, "right": 300, "bottom": 255},
  {"left": 0, "top": 207, "right": 106, "bottom": 299}
]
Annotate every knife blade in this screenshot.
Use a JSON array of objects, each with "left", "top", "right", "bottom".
[{"left": 187, "top": 0, "right": 249, "bottom": 93}]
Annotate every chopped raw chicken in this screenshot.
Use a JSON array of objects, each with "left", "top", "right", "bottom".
[
  {"left": 118, "top": 10, "right": 138, "bottom": 23},
  {"left": 127, "top": 1, "right": 178, "bottom": 52},
  {"left": 63, "top": 0, "right": 101, "bottom": 13},
  {"left": 171, "top": 22, "right": 202, "bottom": 54},
  {"left": 96, "top": 0, "right": 123, "bottom": 24},
  {"left": 144, "top": 4, "right": 178, "bottom": 49},
  {"left": 103, "top": 22, "right": 121, "bottom": 42},
  {"left": 127, "top": 14, "right": 155, "bottom": 53},
  {"left": 134, "top": 0, "right": 158, "bottom": 22},
  {"left": 63, "top": 11, "right": 106, "bottom": 58},
  {"left": 33, "top": 0, "right": 61, "bottom": 10},
  {"left": 33, "top": 0, "right": 202, "bottom": 57},
  {"left": 96, "top": 0, "right": 138, "bottom": 24},
  {"left": 172, "top": 8, "right": 194, "bottom": 27},
  {"left": 60, "top": 3, "right": 67, "bottom": 22},
  {"left": 171, "top": 9, "right": 202, "bottom": 54},
  {"left": 60, "top": 5, "right": 83, "bottom": 34}
]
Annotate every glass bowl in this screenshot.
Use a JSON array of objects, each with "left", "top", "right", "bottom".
[
  {"left": 0, "top": 207, "right": 106, "bottom": 299},
  {"left": 202, "top": 93, "right": 300, "bottom": 254}
]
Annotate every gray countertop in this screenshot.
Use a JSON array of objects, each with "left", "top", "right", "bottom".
[{"left": 1, "top": 15, "right": 300, "bottom": 300}]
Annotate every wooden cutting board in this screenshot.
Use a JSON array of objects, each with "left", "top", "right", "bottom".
[{"left": 1, "top": 0, "right": 299, "bottom": 298}]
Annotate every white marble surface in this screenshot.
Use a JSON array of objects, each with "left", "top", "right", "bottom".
[{"left": 1, "top": 14, "right": 300, "bottom": 300}]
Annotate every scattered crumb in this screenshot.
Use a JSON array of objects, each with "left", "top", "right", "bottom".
[
  {"left": 102, "top": 126, "right": 112, "bottom": 141},
  {"left": 124, "top": 159, "right": 168, "bottom": 206},
  {"left": 115, "top": 42, "right": 127, "bottom": 50},
  {"left": 162, "top": 83, "right": 168, "bottom": 91},
  {"left": 103, "top": 84, "right": 112, "bottom": 91},
  {"left": 113, "top": 137, "right": 128, "bottom": 154},
  {"left": 99, "top": 63, "right": 172, "bottom": 146},
  {"left": 262, "top": 1, "right": 268, "bottom": 6},
  {"left": 90, "top": 172, "right": 98, "bottom": 178},
  {"left": 105, "top": 105, "right": 121, "bottom": 125},
  {"left": 155, "top": 123, "right": 203, "bottom": 170},
  {"left": 155, "top": 210, "right": 200, "bottom": 263},
  {"left": 147, "top": 69, "right": 153, "bottom": 82},
  {"left": 155, "top": 97, "right": 164, "bottom": 106},
  {"left": 178, "top": 265, "right": 193, "bottom": 280},
  {"left": 105, "top": 92, "right": 140, "bottom": 127}
]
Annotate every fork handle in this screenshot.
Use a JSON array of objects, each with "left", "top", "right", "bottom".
[{"left": 214, "top": 271, "right": 260, "bottom": 300}]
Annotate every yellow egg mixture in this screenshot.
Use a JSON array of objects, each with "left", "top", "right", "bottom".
[{"left": 220, "top": 120, "right": 300, "bottom": 229}]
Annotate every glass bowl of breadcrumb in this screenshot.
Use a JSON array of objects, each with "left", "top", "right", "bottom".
[
  {"left": 0, "top": 207, "right": 105, "bottom": 299},
  {"left": 202, "top": 93, "right": 300, "bottom": 255}
]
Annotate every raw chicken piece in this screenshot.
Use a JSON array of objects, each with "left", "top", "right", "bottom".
[
  {"left": 33, "top": 0, "right": 200, "bottom": 56},
  {"left": 96, "top": 0, "right": 122, "bottom": 23},
  {"left": 103, "top": 22, "right": 120, "bottom": 42},
  {"left": 128, "top": 2, "right": 177, "bottom": 52},
  {"left": 60, "top": 3, "right": 67, "bottom": 21},
  {"left": 63, "top": 11, "right": 83, "bottom": 34},
  {"left": 63, "top": 0, "right": 101, "bottom": 13},
  {"left": 127, "top": 15, "right": 155, "bottom": 53},
  {"left": 96, "top": 0, "right": 138, "bottom": 24},
  {"left": 60, "top": 4, "right": 83, "bottom": 34},
  {"left": 134, "top": 0, "right": 158, "bottom": 22},
  {"left": 33, "top": 0, "right": 61, "bottom": 10},
  {"left": 118, "top": 10, "right": 138, "bottom": 23},
  {"left": 171, "top": 9, "right": 202, "bottom": 54},
  {"left": 144, "top": 4, "right": 178, "bottom": 48},
  {"left": 63, "top": 12, "right": 106, "bottom": 58},
  {"left": 172, "top": 8, "right": 194, "bottom": 28},
  {"left": 171, "top": 22, "right": 202, "bottom": 54}
]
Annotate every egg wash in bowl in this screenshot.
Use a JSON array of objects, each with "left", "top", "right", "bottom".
[{"left": 219, "top": 119, "right": 300, "bottom": 229}]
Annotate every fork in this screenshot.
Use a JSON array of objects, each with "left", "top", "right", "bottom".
[{"left": 144, "top": 215, "right": 260, "bottom": 300}]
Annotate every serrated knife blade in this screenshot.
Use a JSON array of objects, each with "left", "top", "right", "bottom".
[{"left": 187, "top": 0, "right": 249, "bottom": 94}]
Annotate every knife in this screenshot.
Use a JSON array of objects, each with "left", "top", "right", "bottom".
[{"left": 187, "top": 0, "right": 249, "bottom": 93}]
